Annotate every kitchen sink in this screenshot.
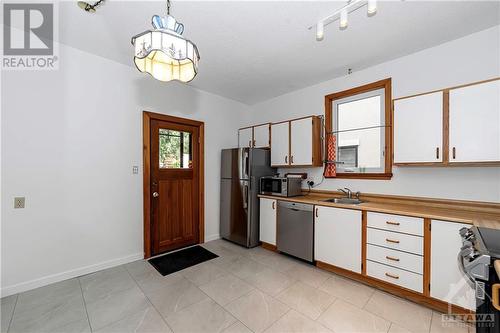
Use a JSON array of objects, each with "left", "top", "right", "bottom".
[{"left": 322, "top": 198, "right": 364, "bottom": 205}]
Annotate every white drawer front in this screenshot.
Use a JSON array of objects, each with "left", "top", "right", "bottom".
[
  {"left": 367, "top": 228, "right": 423, "bottom": 255},
  {"left": 367, "top": 260, "right": 423, "bottom": 293},
  {"left": 367, "top": 244, "right": 423, "bottom": 274},
  {"left": 367, "top": 212, "right": 423, "bottom": 236}
]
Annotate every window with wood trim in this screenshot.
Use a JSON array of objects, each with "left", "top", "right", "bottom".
[{"left": 325, "top": 78, "right": 393, "bottom": 179}]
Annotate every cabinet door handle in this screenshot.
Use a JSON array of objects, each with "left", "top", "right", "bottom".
[
  {"left": 285, "top": 156, "right": 288, "bottom": 164},
  {"left": 291, "top": 156, "right": 294, "bottom": 164},
  {"left": 385, "top": 272, "right": 400, "bottom": 279},
  {"left": 315, "top": 208, "right": 319, "bottom": 218},
  {"left": 248, "top": 140, "right": 252, "bottom": 147},
  {"left": 386, "top": 256, "right": 400, "bottom": 262},
  {"left": 386, "top": 221, "right": 400, "bottom": 226},
  {"left": 436, "top": 147, "right": 440, "bottom": 159},
  {"left": 386, "top": 238, "right": 400, "bottom": 244},
  {"left": 272, "top": 201, "right": 275, "bottom": 210},
  {"left": 452, "top": 147, "right": 456, "bottom": 159}
]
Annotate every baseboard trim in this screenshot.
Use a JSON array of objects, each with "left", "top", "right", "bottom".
[
  {"left": 204, "top": 234, "right": 220, "bottom": 242},
  {"left": 1, "top": 252, "right": 143, "bottom": 297}
]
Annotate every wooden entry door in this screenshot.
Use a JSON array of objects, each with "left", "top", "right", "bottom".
[{"left": 150, "top": 119, "right": 200, "bottom": 255}]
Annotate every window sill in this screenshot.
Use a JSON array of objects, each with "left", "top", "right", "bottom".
[{"left": 325, "top": 173, "right": 393, "bottom": 180}]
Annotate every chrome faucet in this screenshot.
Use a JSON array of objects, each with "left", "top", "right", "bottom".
[
  {"left": 338, "top": 188, "right": 361, "bottom": 200},
  {"left": 338, "top": 187, "right": 352, "bottom": 199}
]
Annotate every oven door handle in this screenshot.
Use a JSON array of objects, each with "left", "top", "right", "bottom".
[
  {"left": 457, "top": 253, "right": 475, "bottom": 288},
  {"left": 493, "top": 284, "right": 500, "bottom": 311}
]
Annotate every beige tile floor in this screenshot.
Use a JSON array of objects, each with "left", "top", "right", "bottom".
[{"left": 0, "top": 239, "right": 475, "bottom": 333}]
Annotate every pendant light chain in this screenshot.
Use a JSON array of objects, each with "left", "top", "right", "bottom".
[{"left": 166, "top": 0, "right": 171, "bottom": 15}]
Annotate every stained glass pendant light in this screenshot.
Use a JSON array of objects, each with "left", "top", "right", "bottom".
[{"left": 131, "top": 0, "right": 200, "bottom": 83}]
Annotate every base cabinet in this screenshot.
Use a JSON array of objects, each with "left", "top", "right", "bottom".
[
  {"left": 259, "top": 198, "right": 276, "bottom": 246},
  {"left": 314, "top": 206, "right": 362, "bottom": 273},
  {"left": 430, "top": 220, "right": 475, "bottom": 311}
]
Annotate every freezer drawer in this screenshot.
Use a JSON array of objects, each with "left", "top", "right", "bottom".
[{"left": 277, "top": 201, "right": 314, "bottom": 262}]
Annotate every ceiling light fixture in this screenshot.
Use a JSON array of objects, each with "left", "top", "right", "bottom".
[
  {"left": 310, "top": 0, "right": 377, "bottom": 41},
  {"left": 367, "top": 0, "right": 377, "bottom": 16},
  {"left": 339, "top": 9, "right": 348, "bottom": 30},
  {"left": 316, "top": 21, "right": 324, "bottom": 41},
  {"left": 77, "top": 0, "right": 105, "bottom": 13},
  {"left": 131, "top": 0, "right": 200, "bottom": 83}
]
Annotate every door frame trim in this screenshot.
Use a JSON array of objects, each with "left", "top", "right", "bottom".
[{"left": 142, "top": 111, "right": 205, "bottom": 259}]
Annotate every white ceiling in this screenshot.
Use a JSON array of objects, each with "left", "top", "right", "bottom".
[{"left": 59, "top": 1, "right": 500, "bottom": 105}]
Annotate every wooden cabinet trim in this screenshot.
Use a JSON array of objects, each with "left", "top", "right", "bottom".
[
  {"left": 393, "top": 77, "right": 500, "bottom": 166},
  {"left": 271, "top": 116, "right": 322, "bottom": 168},
  {"left": 316, "top": 260, "right": 473, "bottom": 316}
]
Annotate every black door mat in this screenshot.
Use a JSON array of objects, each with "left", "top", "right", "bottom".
[{"left": 148, "top": 245, "right": 218, "bottom": 276}]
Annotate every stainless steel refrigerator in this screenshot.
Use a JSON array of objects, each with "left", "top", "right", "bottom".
[{"left": 220, "top": 148, "right": 276, "bottom": 248}]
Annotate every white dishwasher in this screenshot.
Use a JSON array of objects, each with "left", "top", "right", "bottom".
[{"left": 277, "top": 201, "right": 314, "bottom": 262}]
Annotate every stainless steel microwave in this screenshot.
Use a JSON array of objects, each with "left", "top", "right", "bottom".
[{"left": 260, "top": 176, "right": 302, "bottom": 197}]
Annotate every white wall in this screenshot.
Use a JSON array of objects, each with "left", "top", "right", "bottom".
[
  {"left": 1, "top": 43, "right": 249, "bottom": 296},
  {"left": 249, "top": 26, "right": 500, "bottom": 203}
]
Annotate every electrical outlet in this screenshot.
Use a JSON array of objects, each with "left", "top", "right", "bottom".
[
  {"left": 14, "top": 197, "right": 25, "bottom": 209},
  {"left": 132, "top": 166, "right": 139, "bottom": 174}
]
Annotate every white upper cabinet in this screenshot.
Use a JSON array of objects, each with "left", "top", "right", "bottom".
[
  {"left": 259, "top": 198, "right": 276, "bottom": 246},
  {"left": 290, "top": 118, "right": 313, "bottom": 166},
  {"left": 449, "top": 79, "right": 500, "bottom": 163},
  {"left": 394, "top": 92, "right": 443, "bottom": 163},
  {"left": 270, "top": 122, "right": 290, "bottom": 166},
  {"left": 315, "top": 206, "right": 362, "bottom": 273},
  {"left": 238, "top": 127, "right": 253, "bottom": 148},
  {"left": 253, "top": 124, "right": 270, "bottom": 148},
  {"left": 430, "top": 220, "right": 475, "bottom": 310}
]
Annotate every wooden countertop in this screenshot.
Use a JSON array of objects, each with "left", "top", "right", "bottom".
[{"left": 258, "top": 193, "right": 500, "bottom": 229}]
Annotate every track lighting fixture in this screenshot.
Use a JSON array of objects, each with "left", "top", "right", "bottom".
[
  {"left": 316, "top": 21, "right": 324, "bottom": 41},
  {"left": 309, "top": 0, "right": 378, "bottom": 41}
]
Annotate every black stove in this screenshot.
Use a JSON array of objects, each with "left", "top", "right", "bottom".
[
  {"left": 478, "top": 228, "right": 500, "bottom": 258},
  {"left": 459, "top": 226, "right": 500, "bottom": 333}
]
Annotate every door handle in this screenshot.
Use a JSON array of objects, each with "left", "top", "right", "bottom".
[
  {"left": 152, "top": 192, "right": 159, "bottom": 198},
  {"left": 272, "top": 201, "right": 275, "bottom": 209},
  {"left": 436, "top": 147, "right": 440, "bottom": 159},
  {"left": 285, "top": 156, "right": 288, "bottom": 164},
  {"left": 452, "top": 147, "right": 456, "bottom": 159},
  {"left": 315, "top": 207, "right": 319, "bottom": 218},
  {"left": 248, "top": 140, "right": 252, "bottom": 147},
  {"left": 291, "top": 155, "right": 294, "bottom": 164}
]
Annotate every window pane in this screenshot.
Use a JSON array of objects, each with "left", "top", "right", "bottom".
[
  {"left": 338, "top": 95, "right": 382, "bottom": 130},
  {"left": 331, "top": 87, "right": 386, "bottom": 175},
  {"left": 336, "top": 127, "right": 384, "bottom": 173},
  {"left": 159, "top": 129, "right": 192, "bottom": 169}
]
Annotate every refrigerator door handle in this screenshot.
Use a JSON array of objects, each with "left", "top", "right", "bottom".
[{"left": 243, "top": 183, "right": 249, "bottom": 209}]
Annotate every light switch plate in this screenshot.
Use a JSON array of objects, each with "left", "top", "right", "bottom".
[
  {"left": 132, "top": 166, "right": 139, "bottom": 174},
  {"left": 14, "top": 197, "right": 25, "bottom": 209}
]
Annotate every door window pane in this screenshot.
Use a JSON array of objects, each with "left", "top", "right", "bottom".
[{"left": 159, "top": 129, "right": 192, "bottom": 169}]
